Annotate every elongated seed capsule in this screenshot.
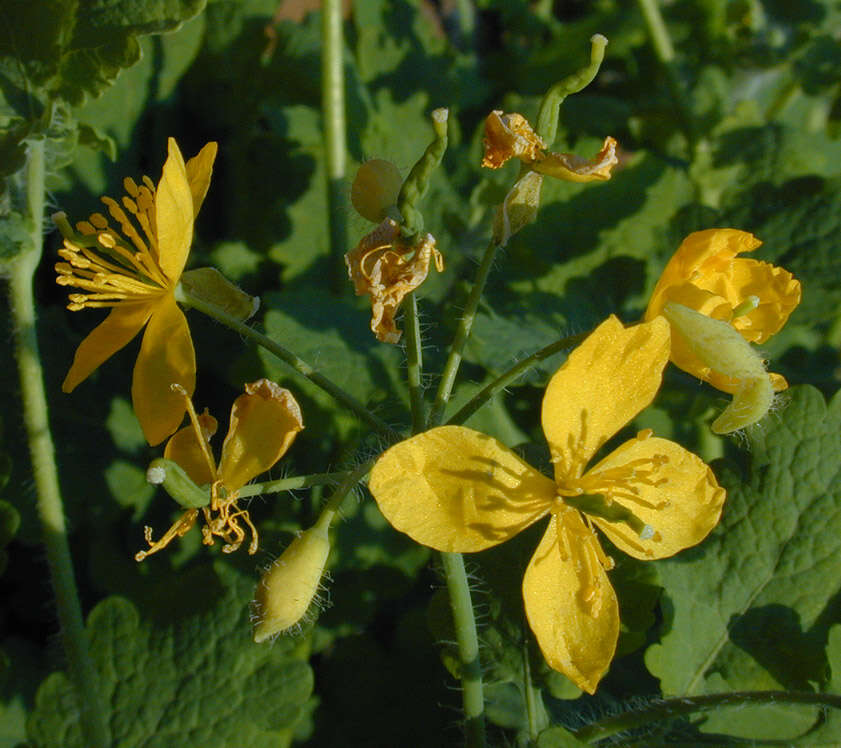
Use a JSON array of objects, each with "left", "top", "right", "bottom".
[
  {"left": 396, "top": 108, "right": 449, "bottom": 240},
  {"left": 146, "top": 458, "right": 210, "bottom": 508},
  {"left": 350, "top": 159, "right": 403, "bottom": 223},
  {"left": 252, "top": 516, "right": 331, "bottom": 642}
]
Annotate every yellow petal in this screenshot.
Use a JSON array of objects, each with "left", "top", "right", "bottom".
[
  {"left": 132, "top": 295, "right": 196, "bottom": 446},
  {"left": 481, "top": 111, "right": 545, "bottom": 169},
  {"left": 645, "top": 229, "right": 801, "bottom": 345},
  {"left": 541, "top": 316, "right": 670, "bottom": 480},
  {"left": 155, "top": 138, "right": 194, "bottom": 283},
  {"left": 217, "top": 379, "right": 304, "bottom": 493},
  {"left": 184, "top": 141, "right": 218, "bottom": 218},
  {"left": 368, "top": 425, "right": 555, "bottom": 552},
  {"left": 645, "top": 229, "right": 762, "bottom": 320},
  {"left": 586, "top": 434, "right": 725, "bottom": 560},
  {"left": 163, "top": 412, "right": 219, "bottom": 487},
  {"left": 62, "top": 303, "right": 153, "bottom": 392},
  {"left": 523, "top": 512, "right": 619, "bottom": 694},
  {"left": 532, "top": 136, "right": 619, "bottom": 183}
]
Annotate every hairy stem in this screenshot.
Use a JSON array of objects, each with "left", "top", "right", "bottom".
[
  {"left": 446, "top": 332, "right": 586, "bottom": 426},
  {"left": 238, "top": 470, "right": 352, "bottom": 498},
  {"left": 179, "top": 288, "right": 402, "bottom": 441},
  {"left": 440, "top": 551, "right": 486, "bottom": 748},
  {"left": 404, "top": 292, "right": 426, "bottom": 432},
  {"left": 8, "top": 140, "right": 109, "bottom": 747},
  {"left": 428, "top": 239, "right": 498, "bottom": 426},
  {"left": 573, "top": 690, "right": 841, "bottom": 743},
  {"left": 321, "top": 0, "right": 347, "bottom": 293}
]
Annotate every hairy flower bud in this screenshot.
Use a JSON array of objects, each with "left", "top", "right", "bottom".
[
  {"left": 252, "top": 519, "right": 331, "bottom": 642},
  {"left": 351, "top": 159, "right": 403, "bottom": 223}
]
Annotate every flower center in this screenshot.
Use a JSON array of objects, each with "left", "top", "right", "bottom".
[{"left": 55, "top": 176, "right": 171, "bottom": 311}]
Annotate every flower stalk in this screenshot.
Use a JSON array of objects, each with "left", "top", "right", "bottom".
[
  {"left": 178, "top": 285, "right": 402, "bottom": 441},
  {"left": 440, "top": 551, "right": 487, "bottom": 748},
  {"left": 321, "top": 0, "right": 347, "bottom": 293},
  {"left": 7, "top": 140, "right": 109, "bottom": 747},
  {"left": 404, "top": 291, "right": 426, "bottom": 432}
]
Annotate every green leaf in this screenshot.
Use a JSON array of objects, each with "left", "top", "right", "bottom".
[
  {"left": 646, "top": 385, "right": 841, "bottom": 740},
  {"left": 536, "top": 725, "right": 591, "bottom": 748},
  {"left": 27, "top": 564, "right": 313, "bottom": 747}
]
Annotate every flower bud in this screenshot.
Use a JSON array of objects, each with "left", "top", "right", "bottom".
[
  {"left": 252, "top": 519, "right": 331, "bottom": 642},
  {"left": 351, "top": 159, "right": 403, "bottom": 223},
  {"left": 180, "top": 267, "right": 259, "bottom": 322},
  {"left": 663, "top": 302, "right": 774, "bottom": 433}
]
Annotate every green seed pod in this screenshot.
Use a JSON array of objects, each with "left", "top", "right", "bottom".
[
  {"left": 253, "top": 518, "right": 331, "bottom": 642},
  {"left": 536, "top": 34, "right": 608, "bottom": 146},
  {"left": 396, "top": 108, "right": 449, "bottom": 240},
  {"left": 351, "top": 159, "right": 403, "bottom": 223},
  {"left": 146, "top": 458, "right": 210, "bottom": 509}
]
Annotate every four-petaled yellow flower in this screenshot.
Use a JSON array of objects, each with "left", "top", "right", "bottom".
[
  {"left": 56, "top": 137, "right": 218, "bottom": 445},
  {"left": 136, "top": 378, "right": 304, "bottom": 561},
  {"left": 369, "top": 316, "right": 725, "bottom": 693},
  {"left": 645, "top": 229, "right": 801, "bottom": 432}
]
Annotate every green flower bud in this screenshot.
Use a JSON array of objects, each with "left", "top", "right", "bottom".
[
  {"left": 179, "top": 267, "right": 259, "bottom": 322},
  {"left": 253, "top": 516, "right": 331, "bottom": 642}
]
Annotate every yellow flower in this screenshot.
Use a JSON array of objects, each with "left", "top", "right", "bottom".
[
  {"left": 55, "top": 138, "right": 218, "bottom": 445},
  {"left": 369, "top": 316, "right": 725, "bottom": 693},
  {"left": 481, "top": 110, "right": 618, "bottom": 183},
  {"left": 645, "top": 229, "right": 801, "bottom": 432},
  {"left": 345, "top": 217, "right": 443, "bottom": 343},
  {"left": 135, "top": 379, "right": 304, "bottom": 561}
]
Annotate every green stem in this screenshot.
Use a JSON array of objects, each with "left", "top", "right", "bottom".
[
  {"left": 522, "top": 638, "right": 540, "bottom": 742},
  {"left": 318, "top": 458, "right": 375, "bottom": 528},
  {"left": 179, "top": 288, "right": 401, "bottom": 442},
  {"left": 238, "top": 470, "right": 352, "bottom": 499},
  {"left": 404, "top": 292, "right": 426, "bottom": 432},
  {"left": 446, "top": 332, "right": 586, "bottom": 426},
  {"left": 440, "top": 551, "right": 486, "bottom": 748},
  {"left": 573, "top": 690, "right": 841, "bottom": 743},
  {"left": 635, "top": 0, "right": 697, "bottom": 146},
  {"left": 321, "top": 0, "right": 347, "bottom": 294},
  {"left": 8, "top": 140, "right": 109, "bottom": 747},
  {"left": 428, "top": 239, "right": 498, "bottom": 427}
]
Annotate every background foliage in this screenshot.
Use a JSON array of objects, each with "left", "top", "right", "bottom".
[{"left": 2, "top": 0, "right": 841, "bottom": 746}]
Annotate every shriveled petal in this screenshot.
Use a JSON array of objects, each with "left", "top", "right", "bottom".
[
  {"left": 62, "top": 303, "right": 153, "bottom": 392},
  {"left": 532, "top": 136, "right": 619, "bottom": 183},
  {"left": 132, "top": 294, "right": 196, "bottom": 446},
  {"left": 645, "top": 229, "right": 801, "bottom": 345},
  {"left": 163, "top": 411, "right": 219, "bottom": 487},
  {"left": 368, "top": 425, "right": 555, "bottom": 552},
  {"left": 586, "top": 434, "right": 725, "bottom": 560},
  {"left": 481, "top": 111, "right": 545, "bottom": 169},
  {"left": 218, "top": 379, "right": 304, "bottom": 493},
  {"left": 184, "top": 141, "right": 218, "bottom": 218},
  {"left": 155, "top": 138, "right": 194, "bottom": 283},
  {"left": 541, "top": 316, "right": 670, "bottom": 480},
  {"left": 345, "top": 219, "right": 443, "bottom": 343},
  {"left": 523, "top": 512, "right": 619, "bottom": 694}
]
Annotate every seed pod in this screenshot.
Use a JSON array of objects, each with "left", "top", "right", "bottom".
[
  {"left": 350, "top": 159, "right": 403, "bottom": 223},
  {"left": 252, "top": 519, "right": 330, "bottom": 642},
  {"left": 146, "top": 458, "right": 210, "bottom": 508}
]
